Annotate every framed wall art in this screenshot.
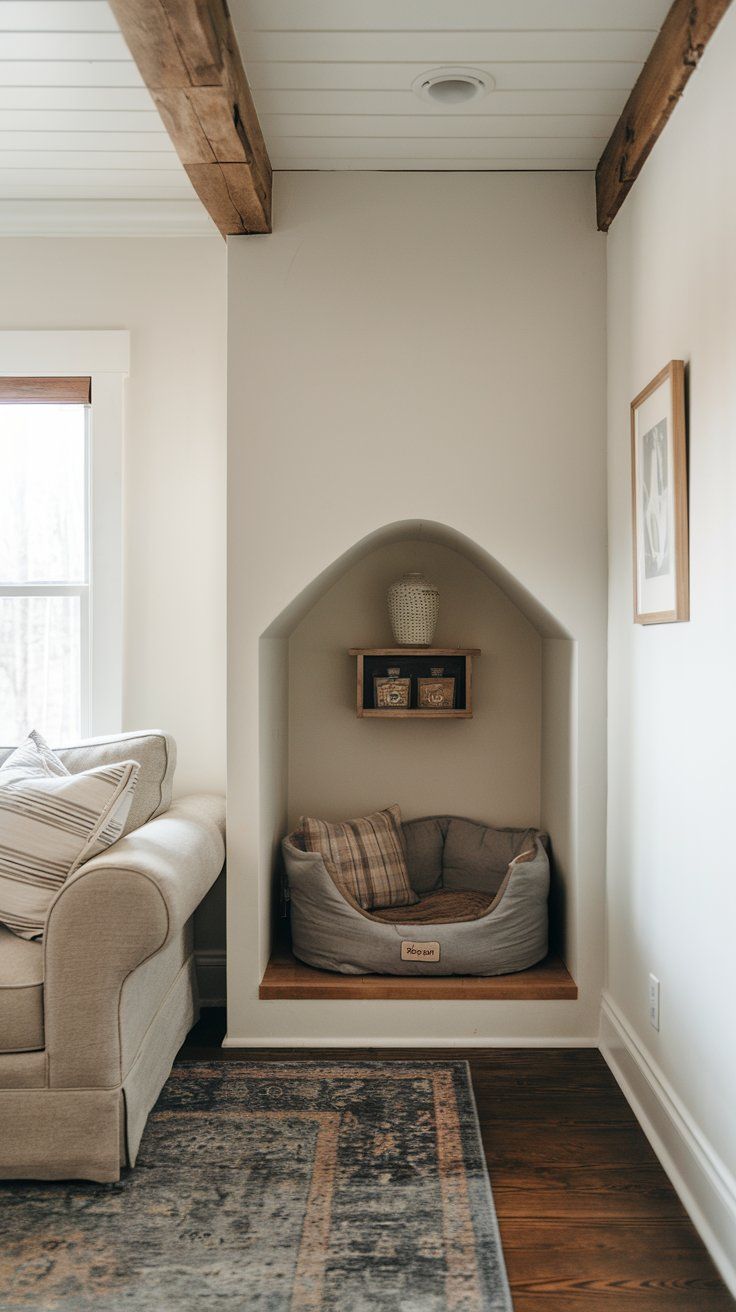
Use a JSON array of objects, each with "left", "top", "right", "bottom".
[{"left": 630, "top": 360, "right": 689, "bottom": 624}]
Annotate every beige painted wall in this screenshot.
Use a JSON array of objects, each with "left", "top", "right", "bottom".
[
  {"left": 288, "top": 539, "right": 542, "bottom": 829},
  {"left": 0, "top": 235, "right": 227, "bottom": 796},
  {"left": 0, "top": 236, "right": 228, "bottom": 965},
  {"left": 228, "top": 171, "right": 607, "bottom": 1043},
  {"left": 606, "top": 6, "right": 736, "bottom": 1277}
]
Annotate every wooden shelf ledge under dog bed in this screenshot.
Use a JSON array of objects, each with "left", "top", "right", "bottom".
[{"left": 259, "top": 946, "right": 578, "bottom": 1001}]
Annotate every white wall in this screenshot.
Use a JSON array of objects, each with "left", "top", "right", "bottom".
[
  {"left": 605, "top": 6, "right": 736, "bottom": 1287},
  {"left": 228, "top": 171, "right": 607, "bottom": 1044},
  {"left": 540, "top": 637, "right": 577, "bottom": 967},
  {"left": 0, "top": 236, "right": 227, "bottom": 797},
  {"left": 0, "top": 236, "right": 227, "bottom": 968}
]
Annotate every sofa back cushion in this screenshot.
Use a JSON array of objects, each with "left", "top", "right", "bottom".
[
  {"left": 0, "top": 730, "right": 175, "bottom": 838},
  {"left": 0, "top": 731, "right": 140, "bottom": 939},
  {"left": 442, "top": 818, "right": 541, "bottom": 897}
]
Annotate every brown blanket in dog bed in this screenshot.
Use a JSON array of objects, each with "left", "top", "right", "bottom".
[{"left": 370, "top": 887, "right": 494, "bottom": 925}]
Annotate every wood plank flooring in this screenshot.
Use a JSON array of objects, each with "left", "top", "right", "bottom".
[
  {"left": 179, "top": 1013, "right": 734, "bottom": 1311},
  {"left": 260, "top": 944, "right": 578, "bottom": 1000}
]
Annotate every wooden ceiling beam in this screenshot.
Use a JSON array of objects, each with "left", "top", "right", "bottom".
[
  {"left": 596, "top": 0, "right": 732, "bottom": 231},
  {"left": 107, "top": 0, "right": 271, "bottom": 236}
]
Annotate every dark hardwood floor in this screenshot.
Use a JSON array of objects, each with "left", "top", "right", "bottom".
[{"left": 180, "top": 1010, "right": 735, "bottom": 1311}]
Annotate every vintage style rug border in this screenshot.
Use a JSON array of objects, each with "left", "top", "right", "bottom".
[
  {"left": 1, "top": 1059, "right": 513, "bottom": 1312},
  {"left": 169, "top": 1058, "right": 513, "bottom": 1312}
]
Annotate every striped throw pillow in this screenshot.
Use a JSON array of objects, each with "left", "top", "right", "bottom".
[
  {"left": 0, "top": 730, "right": 140, "bottom": 940},
  {"left": 300, "top": 804, "right": 417, "bottom": 911}
]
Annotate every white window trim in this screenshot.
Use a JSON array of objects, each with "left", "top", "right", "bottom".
[{"left": 0, "top": 331, "right": 129, "bottom": 738}]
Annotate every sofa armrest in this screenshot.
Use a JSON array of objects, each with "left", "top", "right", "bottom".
[{"left": 42, "top": 794, "right": 225, "bottom": 1090}]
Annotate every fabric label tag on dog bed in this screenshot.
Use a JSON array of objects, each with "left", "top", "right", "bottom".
[{"left": 401, "top": 940, "right": 440, "bottom": 962}]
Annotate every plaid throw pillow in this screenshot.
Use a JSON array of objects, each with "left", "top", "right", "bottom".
[{"left": 300, "top": 804, "right": 417, "bottom": 911}]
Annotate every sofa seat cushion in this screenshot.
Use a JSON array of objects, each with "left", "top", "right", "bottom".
[
  {"left": 371, "top": 887, "right": 494, "bottom": 925},
  {"left": 0, "top": 923, "right": 44, "bottom": 1052}
]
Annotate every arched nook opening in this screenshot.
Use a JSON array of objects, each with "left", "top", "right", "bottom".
[{"left": 257, "top": 520, "right": 578, "bottom": 997}]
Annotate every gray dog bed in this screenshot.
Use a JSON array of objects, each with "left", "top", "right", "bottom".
[{"left": 282, "top": 815, "right": 549, "bottom": 976}]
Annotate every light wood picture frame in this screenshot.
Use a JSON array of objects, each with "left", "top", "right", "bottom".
[{"left": 630, "top": 360, "right": 689, "bottom": 624}]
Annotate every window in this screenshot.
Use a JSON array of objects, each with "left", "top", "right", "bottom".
[
  {"left": 0, "top": 332, "right": 128, "bottom": 746},
  {"left": 0, "top": 381, "right": 90, "bottom": 741}
]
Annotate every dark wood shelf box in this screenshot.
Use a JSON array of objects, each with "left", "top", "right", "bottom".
[{"left": 349, "top": 647, "right": 480, "bottom": 718}]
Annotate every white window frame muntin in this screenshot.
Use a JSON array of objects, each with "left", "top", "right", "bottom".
[
  {"left": 85, "top": 368, "right": 125, "bottom": 735},
  {"left": 0, "top": 331, "right": 129, "bottom": 739}
]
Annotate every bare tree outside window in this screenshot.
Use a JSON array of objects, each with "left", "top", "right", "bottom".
[{"left": 0, "top": 404, "right": 88, "bottom": 743}]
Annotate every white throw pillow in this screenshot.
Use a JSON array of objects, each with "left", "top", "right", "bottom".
[{"left": 0, "top": 730, "right": 139, "bottom": 940}]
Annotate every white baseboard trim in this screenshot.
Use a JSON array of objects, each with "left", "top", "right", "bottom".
[
  {"left": 222, "top": 1034, "right": 599, "bottom": 1049},
  {"left": 600, "top": 993, "right": 736, "bottom": 1298},
  {"left": 195, "top": 950, "right": 226, "bottom": 1008}
]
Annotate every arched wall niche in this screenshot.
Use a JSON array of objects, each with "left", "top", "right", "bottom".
[
  {"left": 262, "top": 519, "right": 571, "bottom": 641},
  {"left": 258, "top": 519, "right": 578, "bottom": 979}
]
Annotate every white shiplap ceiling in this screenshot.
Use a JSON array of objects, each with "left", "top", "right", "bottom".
[
  {"left": 230, "top": 0, "right": 672, "bottom": 171},
  {"left": 0, "top": 0, "right": 212, "bottom": 233},
  {"left": 0, "top": 0, "right": 673, "bottom": 232}
]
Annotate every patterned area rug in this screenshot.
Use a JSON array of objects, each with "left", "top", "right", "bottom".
[{"left": 1, "top": 1061, "right": 512, "bottom": 1312}]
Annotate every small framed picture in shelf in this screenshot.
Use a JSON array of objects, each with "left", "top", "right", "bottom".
[
  {"left": 373, "top": 669, "right": 411, "bottom": 709},
  {"left": 630, "top": 360, "right": 689, "bottom": 624},
  {"left": 417, "top": 668, "right": 455, "bottom": 710}
]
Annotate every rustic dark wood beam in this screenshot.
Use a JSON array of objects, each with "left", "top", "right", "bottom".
[
  {"left": 107, "top": 0, "right": 271, "bottom": 237},
  {"left": 596, "top": 0, "right": 732, "bottom": 231}
]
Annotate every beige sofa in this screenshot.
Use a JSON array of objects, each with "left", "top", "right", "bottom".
[{"left": 0, "top": 731, "right": 225, "bottom": 1182}]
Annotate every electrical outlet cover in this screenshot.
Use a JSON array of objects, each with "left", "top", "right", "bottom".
[{"left": 648, "top": 973, "right": 660, "bottom": 1031}]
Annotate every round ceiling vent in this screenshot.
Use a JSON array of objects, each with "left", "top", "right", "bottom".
[{"left": 411, "top": 67, "right": 495, "bottom": 106}]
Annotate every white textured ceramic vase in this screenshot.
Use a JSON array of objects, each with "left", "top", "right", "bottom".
[{"left": 387, "top": 572, "right": 439, "bottom": 646}]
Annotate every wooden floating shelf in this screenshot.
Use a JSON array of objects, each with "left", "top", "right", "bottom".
[
  {"left": 260, "top": 946, "right": 578, "bottom": 1001},
  {"left": 359, "top": 709, "right": 472, "bottom": 719},
  {"left": 348, "top": 648, "right": 482, "bottom": 655},
  {"left": 349, "top": 647, "right": 480, "bottom": 719}
]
